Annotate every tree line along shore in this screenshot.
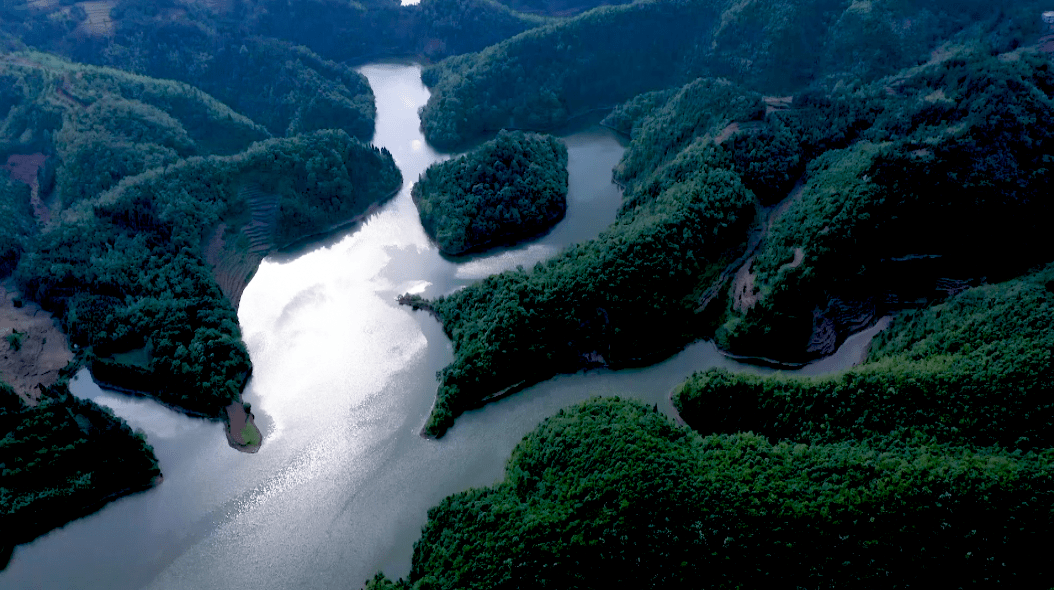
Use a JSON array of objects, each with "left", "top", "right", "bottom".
[{"left": 2, "top": 0, "right": 1053, "bottom": 583}]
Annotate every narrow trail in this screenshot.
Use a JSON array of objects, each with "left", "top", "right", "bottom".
[{"left": 697, "top": 178, "right": 805, "bottom": 314}]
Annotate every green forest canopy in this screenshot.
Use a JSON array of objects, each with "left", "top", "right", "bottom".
[
  {"left": 367, "top": 397, "right": 1054, "bottom": 589},
  {"left": 0, "top": 377, "right": 161, "bottom": 551},
  {"left": 412, "top": 130, "right": 568, "bottom": 255},
  {"left": 414, "top": 48, "right": 1054, "bottom": 436},
  {"left": 1, "top": 0, "right": 1053, "bottom": 582},
  {"left": 717, "top": 51, "right": 1054, "bottom": 360},
  {"left": 0, "top": 0, "right": 552, "bottom": 80},
  {"left": 677, "top": 263, "right": 1054, "bottom": 450},
  {"left": 1, "top": 51, "right": 400, "bottom": 416},
  {"left": 373, "top": 249, "right": 1054, "bottom": 589},
  {"left": 0, "top": 41, "right": 401, "bottom": 555},
  {"left": 16, "top": 130, "right": 400, "bottom": 415},
  {"left": 0, "top": 173, "right": 34, "bottom": 277},
  {"left": 418, "top": 0, "right": 1048, "bottom": 148}
]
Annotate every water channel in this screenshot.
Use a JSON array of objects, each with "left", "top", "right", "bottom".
[{"left": 1, "top": 61, "right": 887, "bottom": 590}]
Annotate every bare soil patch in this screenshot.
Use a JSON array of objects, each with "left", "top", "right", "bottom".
[
  {"left": 225, "top": 402, "right": 262, "bottom": 452},
  {"left": 728, "top": 179, "right": 806, "bottom": 312},
  {"left": 3, "top": 152, "right": 52, "bottom": 224},
  {"left": 763, "top": 95, "right": 792, "bottom": 115},
  {"left": 76, "top": 1, "right": 116, "bottom": 37},
  {"left": 715, "top": 121, "right": 768, "bottom": 145},
  {"left": 781, "top": 247, "right": 804, "bottom": 270},
  {"left": 714, "top": 122, "right": 740, "bottom": 145},
  {"left": 732, "top": 256, "right": 758, "bottom": 312},
  {"left": 203, "top": 183, "right": 279, "bottom": 309},
  {"left": 1, "top": 153, "right": 44, "bottom": 187},
  {"left": 203, "top": 222, "right": 267, "bottom": 310},
  {"left": 1041, "top": 35, "right": 1054, "bottom": 55},
  {"left": 0, "top": 278, "right": 73, "bottom": 406}
]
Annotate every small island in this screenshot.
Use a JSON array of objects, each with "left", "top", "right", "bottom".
[{"left": 412, "top": 130, "right": 568, "bottom": 255}]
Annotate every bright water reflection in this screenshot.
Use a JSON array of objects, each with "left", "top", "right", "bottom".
[{"left": 0, "top": 62, "right": 885, "bottom": 590}]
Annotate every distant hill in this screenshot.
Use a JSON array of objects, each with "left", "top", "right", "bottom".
[{"left": 419, "top": 0, "right": 1047, "bottom": 148}]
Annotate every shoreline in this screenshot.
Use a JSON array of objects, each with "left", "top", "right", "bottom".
[
  {"left": 224, "top": 401, "right": 262, "bottom": 453},
  {"left": 87, "top": 371, "right": 223, "bottom": 419},
  {"left": 89, "top": 367, "right": 262, "bottom": 454},
  {"left": 1, "top": 470, "right": 163, "bottom": 569},
  {"left": 273, "top": 184, "right": 403, "bottom": 254}
]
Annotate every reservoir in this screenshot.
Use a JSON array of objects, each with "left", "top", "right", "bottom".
[{"left": 0, "top": 62, "right": 885, "bottom": 589}]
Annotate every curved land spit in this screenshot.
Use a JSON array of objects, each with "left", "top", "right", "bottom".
[{"left": 203, "top": 183, "right": 280, "bottom": 309}]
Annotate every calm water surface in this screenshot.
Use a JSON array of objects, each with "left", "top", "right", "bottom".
[{"left": 1, "top": 62, "right": 884, "bottom": 590}]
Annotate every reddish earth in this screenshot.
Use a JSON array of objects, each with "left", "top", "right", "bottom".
[
  {"left": 0, "top": 278, "right": 74, "bottom": 406},
  {"left": 1041, "top": 35, "right": 1054, "bottom": 54},
  {"left": 1, "top": 153, "right": 44, "bottom": 186},
  {"left": 714, "top": 122, "right": 740, "bottom": 144},
  {"left": 203, "top": 184, "right": 279, "bottom": 309},
  {"left": 715, "top": 120, "right": 769, "bottom": 145},
  {"left": 203, "top": 222, "right": 267, "bottom": 310},
  {"left": 225, "top": 402, "right": 261, "bottom": 453},
  {"left": 2, "top": 153, "right": 52, "bottom": 224},
  {"left": 76, "top": 1, "right": 116, "bottom": 37}
]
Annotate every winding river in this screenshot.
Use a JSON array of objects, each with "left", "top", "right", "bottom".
[{"left": 1, "top": 62, "right": 887, "bottom": 590}]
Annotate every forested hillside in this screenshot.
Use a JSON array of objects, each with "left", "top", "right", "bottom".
[
  {"left": 412, "top": 43, "right": 1054, "bottom": 435},
  {"left": 1, "top": 51, "right": 268, "bottom": 157},
  {"left": 416, "top": 79, "right": 760, "bottom": 434},
  {"left": 0, "top": 0, "right": 555, "bottom": 147},
  {"left": 0, "top": 51, "right": 400, "bottom": 417},
  {"left": 0, "top": 31, "right": 401, "bottom": 556},
  {"left": 0, "top": 0, "right": 551, "bottom": 78},
  {"left": 419, "top": 0, "right": 1047, "bottom": 148},
  {"left": 0, "top": 377, "right": 161, "bottom": 556},
  {"left": 419, "top": 0, "right": 725, "bottom": 148},
  {"left": 2, "top": 0, "right": 1054, "bottom": 583},
  {"left": 412, "top": 73, "right": 837, "bottom": 435},
  {"left": 0, "top": 175, "right": 34, "bottom": 277},
  {"left": 16, "top": 131, "right": 399, "bottom": 415},
  {"left": 718, "top": 52, "right": 1054, "bottom": 360},
  {"left": 121, "top": 36, "right": 378, "bottom": 141},
  {"left": 412, "top": 130, "right": 568, "bottom": 255},
  {"left": 496, "top": 0, "right": 632, "bottom": 15},
  {"left": 367, "top": 398, "right": 1053, "bottom": 589},
  {"left": 678, "top": 264, "right": 1054, "bottom": 449}
]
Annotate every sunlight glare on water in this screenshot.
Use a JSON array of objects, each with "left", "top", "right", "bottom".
[{"left": 0, "top": 61, "right": 885, "bottom": 590}]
